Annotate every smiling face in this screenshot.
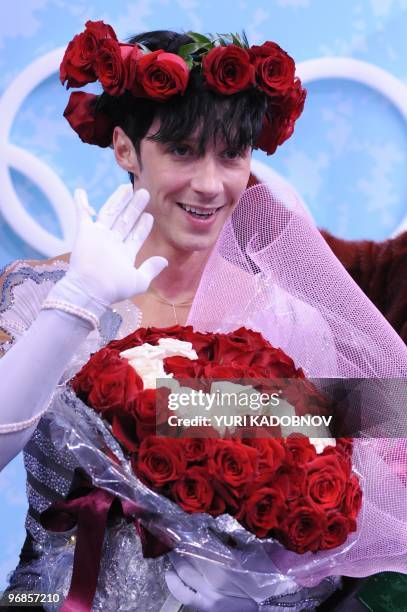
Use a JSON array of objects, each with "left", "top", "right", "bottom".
[{"left": 114, "top": 119, "right": 252, "bottom": 254}]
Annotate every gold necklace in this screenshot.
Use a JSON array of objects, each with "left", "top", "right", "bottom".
[{"left": 147, "top": 290, "right": 194, "bottom": 325}]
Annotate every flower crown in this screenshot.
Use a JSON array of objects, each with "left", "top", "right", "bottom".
[{"left": 60, "top": 20, "right": 306, "bottom": 155}]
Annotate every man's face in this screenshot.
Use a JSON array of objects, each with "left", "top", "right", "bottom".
[{"left": 132, "top": 119, "right": 252, "bottom": 253}]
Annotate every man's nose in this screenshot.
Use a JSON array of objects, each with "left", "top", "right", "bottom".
[{"left": 190, "top": 156, "right": 223, "bottom": 199}]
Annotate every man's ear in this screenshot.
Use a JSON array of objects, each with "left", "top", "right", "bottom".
[{"left": 112, "top": 126, "right": 141, "bottom": 177}]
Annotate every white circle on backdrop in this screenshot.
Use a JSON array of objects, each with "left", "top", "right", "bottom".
[
  {"left": 0, "top": 47, "right": 76, "bottom": 256},
  {"left": 297, "top": 57, "right": 407, "bottom": 237}
]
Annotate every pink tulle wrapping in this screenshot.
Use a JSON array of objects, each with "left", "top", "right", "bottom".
[{"left": 187, "top": 182, "right": 407, "bottom": 581}]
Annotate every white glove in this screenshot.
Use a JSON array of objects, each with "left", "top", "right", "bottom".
[
  {"left": 165, "top": 552, "right": 259, "bottom": 612},
  {"left": 0, "top": 184, "right": 168, "bottom": 471},
  {"left": 165, "top": 550, "right": 304, "bottom": 612},
  {"left": 46, "top": 183, "right": 168, "bottom": 319}
]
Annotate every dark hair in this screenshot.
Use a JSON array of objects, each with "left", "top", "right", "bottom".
[{"left": 100, "top": 30, "right": 268, "bottom": 184}]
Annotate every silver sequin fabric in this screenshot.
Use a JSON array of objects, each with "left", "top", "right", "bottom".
[{"left": 2, "top": 261, "right": 173, "bottom": 611}]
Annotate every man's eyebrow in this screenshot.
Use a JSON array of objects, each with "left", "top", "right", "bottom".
[{"left": 162, "top": 137, "right": 248, "bottom": 150}]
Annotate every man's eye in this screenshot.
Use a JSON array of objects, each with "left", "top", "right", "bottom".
[
  {"left": 170, "top": 145, "right": 191, "bottom": 157},
  {"left": 223, "top": 149, "right": 241, "bottom": 160}
]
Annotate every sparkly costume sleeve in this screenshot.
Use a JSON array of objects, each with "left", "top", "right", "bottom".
[
  {"left": 0, "top": 258, "right": 103, "bottom": 469},
  {"left": 1, "top": 262, "right": 176, "bottom": 611}
]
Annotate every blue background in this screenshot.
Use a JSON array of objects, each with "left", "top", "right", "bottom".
[{"left": 1, "top": 0, "right": 407, "bottom": 588}]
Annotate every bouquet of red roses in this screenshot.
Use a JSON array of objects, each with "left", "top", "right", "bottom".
[
  {"left": 38, "top": 324, "right": 363, "bottom": 610},
  {"left": 70, "top": 324, "right": 362, "bottom": 554}
]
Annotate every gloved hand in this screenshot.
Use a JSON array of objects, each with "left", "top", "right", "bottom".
[
  {"left": 0, "top": 184, "right": 167, "bottom": 471},
  {"left": 165, "top": 551, "right": 259, "bottom": 612},
  {"left": 47, "top": 183, "right": 168, "bottom": 319}
]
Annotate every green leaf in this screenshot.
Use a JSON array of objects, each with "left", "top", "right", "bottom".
[
  {"left": 186, "top": 31, "right": 213, "bottom": 45},
  {"left": 216, "top": 33, "right": 229, "bottom": 46},
  {"left": 231, "top": 33, "right": 243, "bottom": 47},
  {"left": 178, "top": 42, "right": 211, "bottom": 58},
  {"left": 241, "top": 30, "right": 250, "bottom": 48}
]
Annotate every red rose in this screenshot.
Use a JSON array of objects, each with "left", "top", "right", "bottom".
[
  {"left": 281, "top": 501, "right": 327, "bottom": 553},
  {"left": 133, "top": 388, "right": 157, "bottom": 424},
  {"left": 249, "top": 41, "right": 295, "bottom": 96},
  {"left": 210, "top": 477, "right": 240, "bottom": 513},
  {"left": 137, "top": 325, "right": 188, "bottom": 346},
  {"left": 164, "top": 355, "right": 205, "bottom": 379},
  {"left": 321, "top": 443, "right": 352, "bottom": 474},
  {"left": 342, "top": 474, "right": 362, "bottom": 521},
  {"left": 133, "top": 387, "right": 171, "bottom": 439},
  {"left": 111, "top": 405, "right": 139, "bottom": 452},
  {"left": 212, "top": 335, "right": 254, "bottom": 366},
  {"left": 254, "top": 112, "right": 282, "bottom": 156},
  {"left": 264, "top": 347, "right": 299, "bottom": 377},
  {"left": 94, "top": 38, "right": 127, "bottom": 95},
  {"left": 244, "top": 438, "right": 286, "bottom": 474},
  {"left": 63, "top": 91, "right": 114, "bottom": 147},
  {"left": 135, "top": 50, "right": 189, "bottom": 101},
  {"left": 71, "top": 360, "right": 97, "bottom": 399},
  {"left": 85, "top": 19, "right": 117, "bottom": 42},
  {"left": 182, "top": 329, "right": 216, "bottom": 361},
  {"left": 321, "top": 511, "right": 351, "bottom": 550},
  {"left": 181, "top": 438, "right": 215, "bottom": 463},
  {"left": 246, "top": 349, "right": 274, "bottom": 370},
  {"left": 108, "top": 327, "right": 152, "bottom": 352},
  {"left": 256, "top": 78, "right": 306, "bottom": 155},
  {"left": 88, "top": 358, "right": 143, "bottom": 416},
  {"left": 203, "top": 362, "right": 248, "bottom": 380},
  {"left": 209, "top": 440, "right": 258, "bottom": 491},
  {"left": 90, "top": 347, "right": 122, "bottom": 369},
  {"left": 255, "top": 106, "right": 295, "bottom": 156},
  {"left": 238, "top": 486, "right": 286, "bottom": 537},
  {"left": 171, "top": 466, "right": 214, "bottom": 513},
  {"left": 230, "top": 327, "right": 269, "bottom": 352},
  {"left": 120, "top": 43, "right": 144, "bottom": 91},
  {"left": 282, "top": 379, "right": 331, "bottom": 418},
  {"left": 276, "top": 112, "right": 295, "bottom": 144},
  {"left": 210, "top": 492, "right": 227, "bottom": 516},
  {"left": 136, "top": 420, "right": 157, "bottom": 443},
  {"left": 202, "top": 45, "right": 255, "bottom": 95},
  {"left": 281, "top": 78, "right": 307, "bottom": 121},
  {"left": 146, "top": 325, "right": 187, "bottom": 338},
  {"left": 60, "top": 20, "right": 117, "bottom": 88},
  {"left": 336, "top": 438, "right": 354, "bottom": 458},
  {"left": 285, "top": 434, "right": 318, "bottom": 465},
  {"left": 60, "top": 34, "right": 98, "bottom": 88},
  {"left": 269, "top": 461, "right": 306, "bottom": 501},
  {"left": 304, "top": 454, "right": 350, "bottom": 510},
  {"left": 212, "top": 327, "right": 272, "bottom": 367},
  {"left": 135, "top": 436, "right": 186, "bottom": 487},
  {"left": 71, "top": 347, "right": 123, "bottom": 398}
]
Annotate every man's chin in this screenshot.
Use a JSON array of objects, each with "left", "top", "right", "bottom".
[{"left": 170, "top": 235, "right": 217, "bottom": 255}]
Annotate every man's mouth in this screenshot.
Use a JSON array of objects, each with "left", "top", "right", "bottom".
[{"left": 177, "top": 202, "right": 224, "bottom": 218}]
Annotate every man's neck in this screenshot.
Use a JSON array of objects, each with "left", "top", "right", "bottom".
[{"left": 134, "top": 235, "right": 210, "bottom": 302}]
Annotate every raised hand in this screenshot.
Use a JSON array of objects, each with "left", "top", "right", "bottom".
[{"left": 66, "top": 184, "right": 168, "bottom": 307}]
